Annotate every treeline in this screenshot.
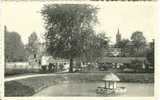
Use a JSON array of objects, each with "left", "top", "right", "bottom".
[
  {"left": 5, "top": 28, "right": 26, "bottom": 62},
  {"left": 5, "top": 26, "right": 39, "bottom": 62}
]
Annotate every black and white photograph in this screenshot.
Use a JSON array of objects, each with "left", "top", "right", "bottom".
[{"left": 3, "top": 1, "right": 157, "bottom": 97}]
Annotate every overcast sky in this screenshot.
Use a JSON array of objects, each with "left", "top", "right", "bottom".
[{"left": 2, "top": 2, "right": 158, "bottom": 44}]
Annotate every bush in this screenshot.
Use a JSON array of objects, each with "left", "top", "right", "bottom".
[
  {"left": 86, "top": 63, "right": 96, "bottom": 71},
  {"left": 98, "top": 63, "right": 111, "bottom": 71},
  {"left": 130, "top": 60, "right": 144, "bottom": 72}
]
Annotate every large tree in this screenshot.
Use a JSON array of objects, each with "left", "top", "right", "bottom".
[
  {"left": 41, "top": 4, "right": 99, "bottom": 72},
  {"left": 131, "top": 31, "right": 146, "bottom": 56},
  {"left": 5, "top": 28, "right": 26, "bottom": 62}
]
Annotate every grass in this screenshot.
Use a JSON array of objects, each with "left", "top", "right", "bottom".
[
  {"left": 5, "top": 72, "right": 154, "bottom": 96},
  {"left": 5, "top": 68, "right": 40, "bottom": 76},
  {"left": 5, "top": 62, "right": 40, "bottom": 76},
  {"left": 117, "top": 73, "right": 154, "bottom": 83},
  {"left": 5, "top": 81, "right": 35, "bottom": 96}
]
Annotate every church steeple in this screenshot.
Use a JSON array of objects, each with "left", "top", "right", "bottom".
[
  {"left": 116, "top": 28, "right": 121, "bottom": 43},
  {"left": 117, "top": 28, "right": 119, "bottom": 34},
  {"left": 4, "top": 25, "right": 7, "bottom": 34}
]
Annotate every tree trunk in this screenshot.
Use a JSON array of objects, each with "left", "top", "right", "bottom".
[{"left": 69, "top": 58, "right": 73, "bottom": 73}]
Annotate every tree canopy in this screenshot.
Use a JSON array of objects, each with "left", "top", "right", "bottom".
[
  {"left": 146, "top": 40, "right": 154, "bottom": 67},
  {"left": 131, "top": 31, "right": 146, "bottom": 45},
  {"left": 25, "top": 32, "right": 39, "bottom": 56},
  {"left": 41, "top": 4, "right": 108, "bottom": 72},
  {"left": 5, "top": 29, "right": 26, "bottom": 62},
  {"left": 81, "top": 32, "right": 109, "bottom": 62},
  {"left": 115, "top": 39, "right": 130, "bottom": 56},
  {"left": 131, "top": 31, "right": 146, "bottom": 56}
]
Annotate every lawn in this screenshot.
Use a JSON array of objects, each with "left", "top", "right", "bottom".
[{"left": 5, "top": 72, "right": 154, "bottom": 96}]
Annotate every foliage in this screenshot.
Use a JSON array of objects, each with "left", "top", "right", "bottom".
[
  {"left": 131, "top": 31, "right": 146, "bottom": 44},
  {"left": 81, "top": 32, "right": 109, "bottom": 62},
  {"left": 115, "top": 39, "right": 130, "bottom": 56},
  {"left": 146, "top": 40, "right": 154, "bottom": 67},
  {"left": 131, "top": 31, "right": 146, "bottom": 56},
  {"left": 25, "top": 32, "right": 39, "bottom": 57},
  {"left": 5, "top": 29, "right": 26, "bottom": 62},
  {"left": 130, "top": 60, "right": 143, "bottom": 71},
  {"left": 116, "top": 39, "right": 129, "bottom": 48},
  {"left": 41, "top": 4, "right": 108, "bottom": 72}
]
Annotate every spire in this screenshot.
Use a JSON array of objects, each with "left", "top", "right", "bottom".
[
  {"left": 4, "top": 25, "right": 7, "bottom": 33},
  {"left": 117, "top": 28, "right": 119, "bottom": 35},
  {"left": 116, "top": 28, "right": 121, "bottom": 43}
]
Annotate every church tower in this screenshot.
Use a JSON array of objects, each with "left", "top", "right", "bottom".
[{"left": 116, "top": 28, "right": 121, "bottom": 43}]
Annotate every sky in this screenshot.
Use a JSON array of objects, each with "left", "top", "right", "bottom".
[{"left": 2, "top": 1, "right": 158, "bottom": 44}]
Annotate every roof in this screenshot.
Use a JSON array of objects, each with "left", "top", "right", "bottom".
[
  {"left": 102, "top": 73, "right": 120, "bottom": 81},
  {"left": 98, "top": 57, "right": 146, "bottom": 63}
]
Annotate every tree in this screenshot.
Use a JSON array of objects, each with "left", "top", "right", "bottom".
[
  {"left": 131, "top": 31, "right": 146, "bottom": 56},
  {"left": 41, "top": 4, "right": 99, "bottom": 72},
  {"left": 81, "top": 32, "right": 109, "bottom": 62},
  {"left": 90, "top": 33, "right": 109, "bottom": 61},
  {"left": 130, "top": 59, "right": 143, "bottom": 72},
  {"left": 146, "top": 39, "right": 154, "bottom": 68},
  {"left": 115, "top": 39, "right": 130, "bottom": 56},
  {"left": 5, "top": 27, "right": 26, "bottom": 62},
  {"left": 26, "top": 32, "right": 39, "bottom": 57}
]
